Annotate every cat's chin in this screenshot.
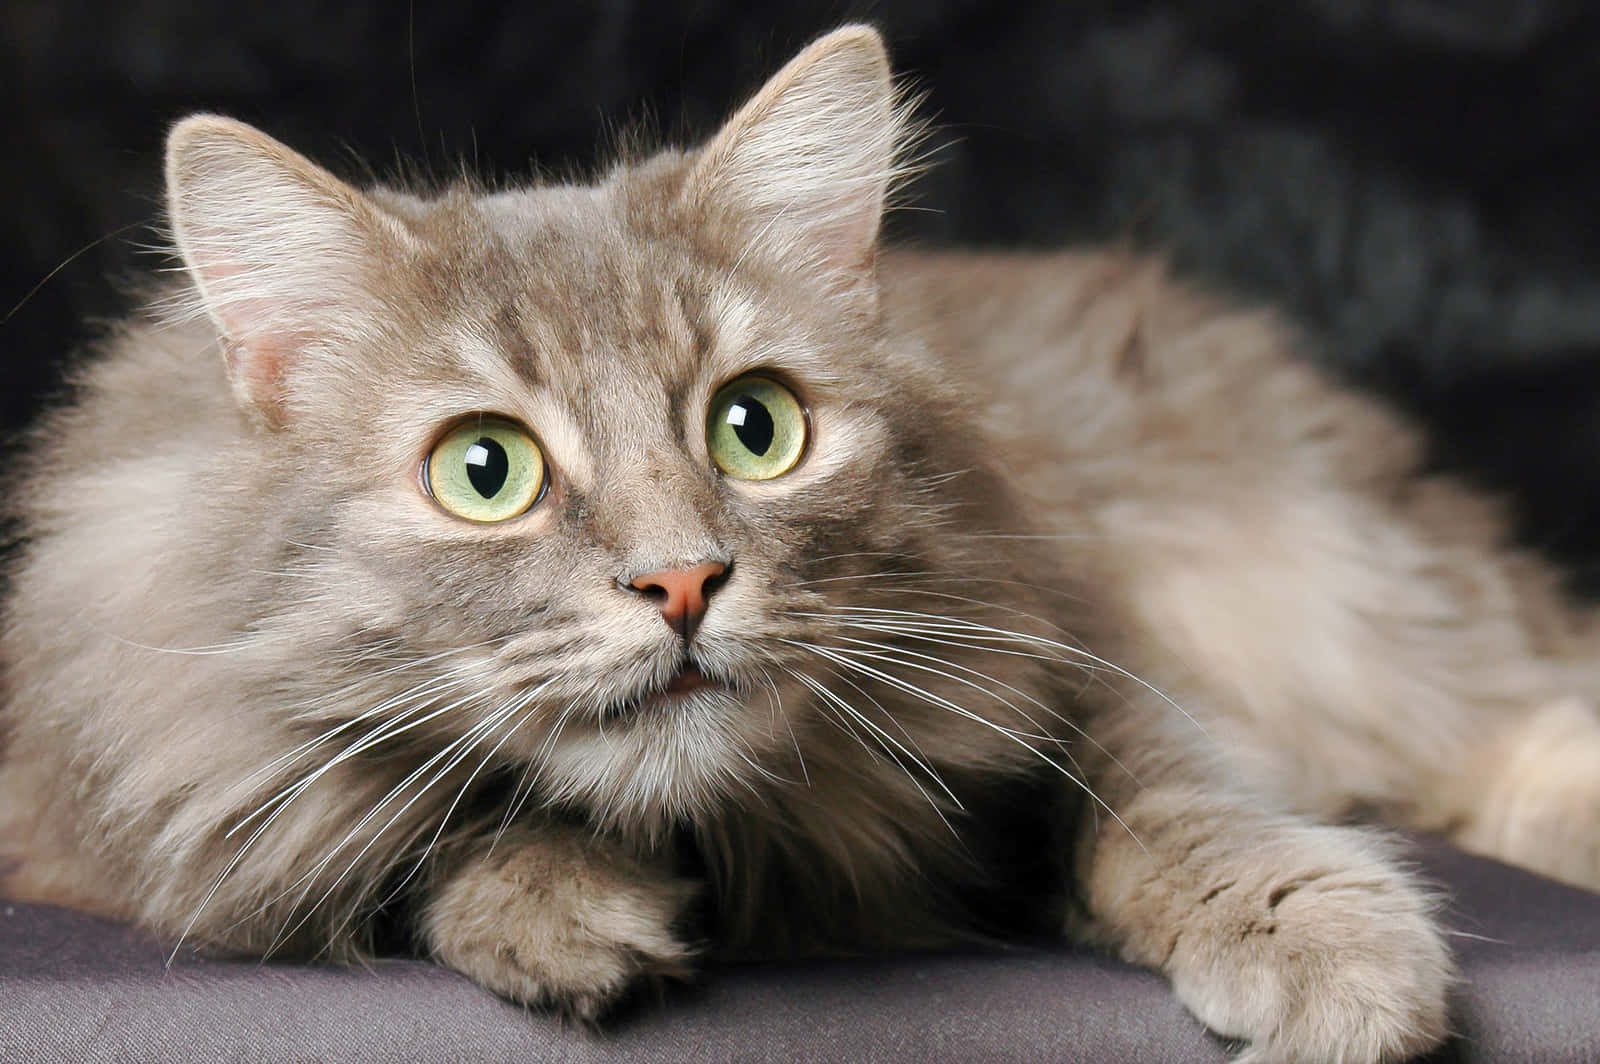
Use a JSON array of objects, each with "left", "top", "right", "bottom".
[{"left": 538, "top": 684, "right": 781, "bottom": 833}]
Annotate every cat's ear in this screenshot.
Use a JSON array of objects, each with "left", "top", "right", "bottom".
[
  {"left": 683, "top": 25, "right": 904, "bottom": 299},
  {"left": 165, "top": 115, "right": 410, "bottom": 427}
]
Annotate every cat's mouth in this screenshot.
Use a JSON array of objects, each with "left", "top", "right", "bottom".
[
  {"left": 662, "top": 664, "right": 711, "bottom": 694},
  {"left": 602, "top": 660, "right": 727, "bottom": 722}
]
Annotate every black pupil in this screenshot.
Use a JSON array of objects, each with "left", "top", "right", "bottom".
[
  {"left": 464, "top": 437, "right": 510, "bottom": 498},
  {"left": 726, "top": 395, "right": 775, "bottom": 456}
]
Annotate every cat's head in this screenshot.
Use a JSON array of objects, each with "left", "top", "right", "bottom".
[{"left": 164, "top": 27, "right": 1055, "bottom": 834}]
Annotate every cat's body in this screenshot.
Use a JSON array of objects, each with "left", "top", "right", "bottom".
[
  {"left": 895, "top": 248, "right": 1600, "bottom": 866},
  {"left": 2, "top": 26, "right": 1597, "bottom": 1063}
]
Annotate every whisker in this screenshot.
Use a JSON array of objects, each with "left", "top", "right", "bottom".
[
  {"left": 787, "top": 569, "right": 1086, "bottom": 605},
  {"left": 173, "top": 653, "right": 523, "bottom": 962},
  {"left": 812, "top": 662, "right": 962, "bottom": 808},
  {"left": 784, "top": 638, "right": 1145, "bottom": 853},
  {"left": 265, "top": 696, "right": 528, "bottom": 956},
  {"left": 811, "top": 604, "right": 1207, "bottom": 741},
  {"left": 233, "top": 670, "right": 480, "bottom": 813},
  {"left": 788, "top": 668, "right": 963, "bottom": 828},
  {"left": 390, "top": 683, "right": 551, "bottom": 888},
  {"left": 759, "top": 667, "right": 810, "bottom": 788},
  {"left": 99, "top": 634, "right": 265, "bottom": 656},
  {"left": 168, "top": 679, "right": 482, "bottom": 963},
  {"left": 489, "top": 695, "right": 583, "bottom": 856},
  {"left": 228, "top": 674, "right": 485, "bottom": 838},
  {"left": 815, "top": 639, "right": 1059, "bottom": 742},
  {"left": 347, "top": 686, "right": 551, "bottom": 942},
  {"left": 231, "top": 635, "right": 521, "bottom": 795},
  {"left": 3, "top": 220, "right": 150, "bottom": 324},
  {"left": 821, "top": 633, "right": 1110, "bottom": 787}
]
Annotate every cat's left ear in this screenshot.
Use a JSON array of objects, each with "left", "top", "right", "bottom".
[
  {"left": 165, "top": 115, "right": 414, "bottom": 427},
  {"left": 682, "top": 25, "right": 904, "bottom": 303}
]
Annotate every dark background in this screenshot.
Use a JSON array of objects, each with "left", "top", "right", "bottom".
[{"left": 7, "top": 0, "right": 1600, "bottom": 587}]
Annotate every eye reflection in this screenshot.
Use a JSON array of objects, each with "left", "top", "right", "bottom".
[
  {"left": 723, "top": 395, "right": 775, "bottom": 456},
  {"left": 464, "top": 438, "right": 509, "bottom": 498}
]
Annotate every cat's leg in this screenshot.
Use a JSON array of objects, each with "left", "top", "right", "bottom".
[
  {"left": 419, "top": 821, "right": 698, "bottom": 1019},
  {"left": 1069, "top": 776, "right": 1452, "bottom": 1063},
  {"left": 1449, "top": 695, "right": 1600, "bottom": 891},
  {"left": 1092, "top": 476, "right": 1600, "bottom": 894}
]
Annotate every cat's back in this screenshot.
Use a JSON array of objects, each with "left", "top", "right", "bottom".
[
  {"left": 18, "top": 310, "right": 246, "bottom": 512},
  {"left": 2, "top": 308, "right": 280, "bottom": 712},
  {"left": 879, "top": 246, "right": 1421, "bottom": 503}
]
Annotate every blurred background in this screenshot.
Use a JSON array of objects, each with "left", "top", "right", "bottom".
[{"left": 6, "top": 1, "right": 1600, "bottom": 586}]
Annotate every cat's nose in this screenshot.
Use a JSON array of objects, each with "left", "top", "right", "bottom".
[{"left": 626, "top": 560, "right": 728, "bottom": 639}]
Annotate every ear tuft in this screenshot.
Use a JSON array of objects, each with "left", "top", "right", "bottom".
[
  {"left": 684, "top": 25, "right": 909, "bottom": 294},
  {"left": 165, "top": 115, "right": 400, "bottom": 425}
]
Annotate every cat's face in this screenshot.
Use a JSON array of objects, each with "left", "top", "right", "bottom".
[{"left": 165, "top": 29, "right": 1049, "bottom": 832}]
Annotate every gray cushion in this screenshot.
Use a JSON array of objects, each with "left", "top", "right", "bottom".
[{"left": 3, "top": 835, "right": 1597, "bottom": 1062}]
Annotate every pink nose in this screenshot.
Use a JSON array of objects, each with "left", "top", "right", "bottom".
[{"left": 628, "top": 561, "right": 727, "bottom": 638}]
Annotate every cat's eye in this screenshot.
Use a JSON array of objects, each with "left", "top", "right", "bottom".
[
  {"left": 425, "top": 416, "right": 546, "bottom": 523},
  {"left": 706, "top": 375, "right": 807, "bottom": 481}
]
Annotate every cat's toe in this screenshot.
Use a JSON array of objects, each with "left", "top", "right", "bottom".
[
  {"left": 421, "top": 828, "right": 699, "bottom": 1019},
  {"left": 1174, "top": 859, "right": 1452, "bottom": 1064},
  {"left": 442, "top": 890, "right": 695, "bottom": 1021}
]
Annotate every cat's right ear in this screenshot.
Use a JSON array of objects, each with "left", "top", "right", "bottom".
[
  {"left": 165, "top": 115, "right": 411, "bottom": 427},
  {"left": 681, "top": 26, "right": 905, "bottom": 307}
]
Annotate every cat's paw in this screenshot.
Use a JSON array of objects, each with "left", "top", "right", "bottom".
[
  {"left": 421, "top": 826, "right": 698, "bottom": 1021},
  {"left": 1169, "top": 834, "right": 1452, "bottom": 1064}
]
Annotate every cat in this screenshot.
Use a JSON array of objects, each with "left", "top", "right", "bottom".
[{"left": 3, "top": 22, "right": 1599, "bottom": 1063}]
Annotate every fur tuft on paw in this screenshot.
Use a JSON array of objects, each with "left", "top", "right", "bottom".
[{"left": 421, "top": 826, "right": 699, "bottom": 1020}]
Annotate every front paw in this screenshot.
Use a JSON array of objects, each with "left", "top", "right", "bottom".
[
  {"left": 421, "top": 825, "right": 698, "bottom": 1021},
  {"left": 1168, "top": 829, "right": 1452, "bottom": 1064}
]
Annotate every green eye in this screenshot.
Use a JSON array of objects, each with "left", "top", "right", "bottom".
[
  {"left": 425, "top": 416, "right": 546, "bottom": 522},
  {"left": 706, "top": 375, "right": 807, "bottom": 480}
]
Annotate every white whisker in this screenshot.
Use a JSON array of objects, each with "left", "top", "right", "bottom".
[
  {"left": 265, "top": 695, "right": 529, "bottom": 955},
  {"left": 783, "top": 637, "right": 1145, "bottom": 853},
  {"left": 810, "top": 604, "right": 1207, "bottom": 741},
  {"left": 821, "top": 633, "right": 1110, "bottom": 789},
  {"left": 760, "top": 667, "right": 810, "bottom": 788},
  {"left": 788, "top": 668, "right": 963, "bottom": 831}
]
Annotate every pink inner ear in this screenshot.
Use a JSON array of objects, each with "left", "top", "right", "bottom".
[
  {"left": 189, "top": 249, "right": 329, "bottom": 424},
  {"left": 200, "top": 264, "right": 291, "bottom": 421},
  {"left": 222, "top": 333, "right": 292, "bottom": 426},
  {"left": 166, "top": 116, "right": 397, "bottom": 428}
]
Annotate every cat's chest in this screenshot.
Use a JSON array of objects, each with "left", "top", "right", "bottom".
[{"left": 695, "top": 767, "right": 1066, "bottom": 955}]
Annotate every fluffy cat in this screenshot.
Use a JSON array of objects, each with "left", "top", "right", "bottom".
[{"left": 3, "top": 24, "right": 1598, "bottom": 1063}]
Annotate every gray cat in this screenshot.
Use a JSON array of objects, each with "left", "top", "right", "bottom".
[{"left": 5, "top": 24, "right": 1599, "bottom": 1063}]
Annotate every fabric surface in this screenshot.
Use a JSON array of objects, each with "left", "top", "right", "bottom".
[{"left": 3, "top": 836, "right": 1597, "bottom": 1063}]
